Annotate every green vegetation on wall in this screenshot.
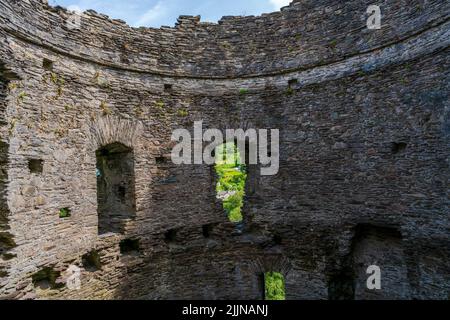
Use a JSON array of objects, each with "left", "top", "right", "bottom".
[
  {"left": 215, "top": 143, "right": 247, "bottom": 223},
  {"left": 59, "top": 207, "right": 71, "bottom": 219},
  {"left": 265, "top": 272, "right": 286, "bottom": 300}
]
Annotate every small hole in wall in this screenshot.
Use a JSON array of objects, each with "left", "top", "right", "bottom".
[
  {"left": 273, "top": 234, "right": 282, "bottom": 245},
  {"left": 0, "top": 268, "right": 8, "bottom": 278},
  {"left": 59, "top": 207, "right": 71, "bottom": 219},
  {"left": 82, "top": 250, "right": 102, "bottom": 272},
  {"left": 120, "top": 54, "right": 129, "bottom": 64},
  {"left": 202, "top": 224, "right": 215, "bottom": 238},
  {"left": 164, "top": 229, "right": 178, "bottom": 243},
  {"left": 32, "top": 267, "right": 63, "bottom": 290},
  {"left": 119, "top": 238, "right": 140, "bottom": 254},
  {"left": 288, "top": 79, "right": 298, "bottom": 87},
  {"left": 117, "top": 185, "right": 126, "bottom": 202},
  {"left": 423, "top": 114, "right": 431, "bottom": 124},
  {"left": 391, "top": 142, "right": 407, "bottom": 154},
  {"left": 28, "top": 159, "right": 44, "bottom": 174},
  {"left": 42, "top": 58, "right": 54, "bottom": 71},
  {"left": 164, "top": 84, "right": 173, "bottom": 91},
  {"left": 156, "top": 156, "right": 168, "bottom": 165},
  {"left": 0, "top": 232, "right": 16, "bottom": 255},
  {"left": 2, "top": 253, "right": 16, "bottom": 261}
]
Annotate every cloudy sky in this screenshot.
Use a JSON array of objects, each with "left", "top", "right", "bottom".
[{"left": 49, "top": 0, "right": 292, "bottom": 27}]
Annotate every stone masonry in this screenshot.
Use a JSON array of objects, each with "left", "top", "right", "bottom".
[{"left": 0, "top": 0, "right": 449, "bottom": 299}]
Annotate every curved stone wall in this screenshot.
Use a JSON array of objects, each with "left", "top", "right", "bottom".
[
  {"left": 0, "top": 0, "right": 448, "bottom": 300},
  {"left": 1, "top": 0, "right": 449, "bottom": 77}
]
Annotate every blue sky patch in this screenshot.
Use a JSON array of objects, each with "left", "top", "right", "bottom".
[{"left": 49, "top": 0, "right": 292, "bottom": 27}]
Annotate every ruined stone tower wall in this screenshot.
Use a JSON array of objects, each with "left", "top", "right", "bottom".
[{"left": 0, "top": 0, "right": 448, "bottom": 299}]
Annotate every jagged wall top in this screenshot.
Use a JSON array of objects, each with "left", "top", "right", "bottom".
[{"left": 0, "top": 0, "right": 448, "bottom": 78}]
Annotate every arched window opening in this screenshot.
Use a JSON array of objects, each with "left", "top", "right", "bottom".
[
  {"left": 214, "top": 142, "right": 247, "bottom": 223},
  {"left": 96, "top": 142, "right": 136, "bottom": 235}
]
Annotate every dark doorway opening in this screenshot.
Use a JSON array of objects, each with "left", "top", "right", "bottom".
[{"left": 96, "top": 143, "right": 136, "bottom": 235}]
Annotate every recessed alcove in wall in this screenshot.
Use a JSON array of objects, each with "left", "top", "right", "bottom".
[
  {"left": 28, "top": 159, "right": 44, "bottom": 174},
  {"left": 32, "top": 267, "right": 63, "bottom": 290},
  {"left": 328, "top": 224, "right": 410, "bottom": 300},
  {"left": 391, "top": 142, "right": 407, "bottom": 154},
  {"left": 164, "top": 229, "right": 178, "bottom": 243},
  {"left": 202, "top": 223, "right": 217, "bottom": 238},
  {"left": 0, "top": 141, "right": 14, "bottom": 259},
  {"left": 352, "top": 225, "right": 410, "bottom": 300},
  {"left": 1, "top": 62, "right": 20, "bottom": 125},
  {"left": 119, "top": 238, "right": 140, "bottom": 255},
  {"left": 82, "top": 250, "right": 102, "bottom": 272},
  {"left": 42, "top": 58, "right": 53, "bottom": 71},
  {"left": 273, "top": 234, "right": 283, "bottom": 246},
  {"left": 156, "top": 155, "right": 169, "bottom": 166},
  {"left": 288, "top": 79, "right": 298, "bottom": 87},
  {"left": 96, "top": 142, "right": 136, "bottom": 235}
]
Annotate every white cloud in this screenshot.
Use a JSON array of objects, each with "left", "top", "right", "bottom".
[
  {"left": 135, "top": 1, "right": 168, "bottom": 27},
  {"left": 269, "top": 0, "right": 291, "bottom": 10}
]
